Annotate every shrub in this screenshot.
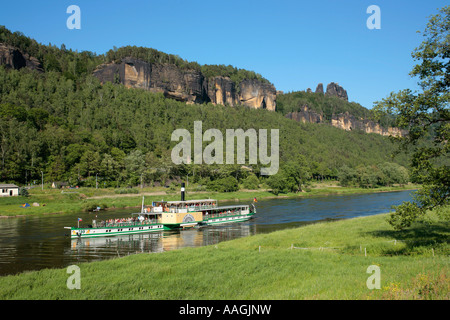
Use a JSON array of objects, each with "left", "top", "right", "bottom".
[
  {"left": 19, "top": 187, "right": 29, "bottom": 197},
  {"left": 207, "top": 177, "right": 239, "bottom": 192},
  {"left": 241, "top": 174, "right": 260, "bottom": 190},
  {"left": 114, "top": 188, "right": 139, "bottom": 194}
]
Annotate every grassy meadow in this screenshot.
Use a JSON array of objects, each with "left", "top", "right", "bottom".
[{"left": 0, "top": 208, "right": 448, "bottom": 300}]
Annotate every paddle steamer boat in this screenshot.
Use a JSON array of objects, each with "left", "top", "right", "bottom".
[{"left": 65, "top": 183, "right": 256, "bottom": 238}]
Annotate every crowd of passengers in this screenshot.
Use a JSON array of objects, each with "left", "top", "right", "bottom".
[
  {"left": 168, "top": 202, "right": 216, "bottom": 212},
  {"left": 205, "top": 209, "right": 241, "bottom": 217},
  {"left": 93, "top": 216, "right": 156, "bottom": 228}
]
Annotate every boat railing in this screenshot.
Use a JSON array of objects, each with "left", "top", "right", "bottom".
[
  {"left": 189, "top": 204, "right": 217, "bottom": 211},
  {"left": 203, "top": 210, "right": 248, "bottom": 219},
  {"left": 94, "top": 219, "right": 159, "bottom": 228},
  {"left": 163, "top": 205, "right": 217, "bottom": 213}
]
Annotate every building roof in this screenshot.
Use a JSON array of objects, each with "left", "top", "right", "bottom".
[{"left": 0, "top": 184, "right": 19, "bottom": 188}]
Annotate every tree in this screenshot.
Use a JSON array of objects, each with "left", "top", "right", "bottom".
[
  {"left": 242, "top": 174, "right": 260, "bottom": 189},
  {"left": 356, "top": 165, "right": 378, "bottom": 188},
  {"left": 373, "top": 6, "right": 450, "bottom": 230},
  {"left": 100, "top": 153, "right": 119, "bottom": 182},
  {"left": 265, "top": 159, "right": 310, "bottom": 195},
  {"left": 208, "top": 176, "right": 239, "bottom": 192},
  {"left": 78, "top": 150, "right": 101, "bottom": 178},
  {"left": 338, "top": 165, "right": 357, "bottom": 187},
  {"left": 124, "top": 149, "right": 146, "bottom": 186},
  {"left": 282, "top": 159, "right": 311, "bottom": 192},
  {"left": 265, "top": 169, "right": 293, "bottom": 195}
]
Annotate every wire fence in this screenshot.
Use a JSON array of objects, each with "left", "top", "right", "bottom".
[{"left": 272, "top": 239, "right": 447, "bottom": 257}]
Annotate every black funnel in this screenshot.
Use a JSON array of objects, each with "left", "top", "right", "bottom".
[{"left": 181, "top": 182, "right": 185, "bottom": 201}]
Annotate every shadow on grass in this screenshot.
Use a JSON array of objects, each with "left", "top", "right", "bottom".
[{"left": 365, "top": 221, "right": 450, "bottom": 256}]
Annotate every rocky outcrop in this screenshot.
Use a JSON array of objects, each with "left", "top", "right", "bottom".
[
  {"left": 239, "top": 79, "right": 276, "bottom": 111},
  {"left": 286, "top": 105, "right": 406, "bottom": 137},
  {"left": 93, "top": 57, "right": 276, "bottom": 109},
  {"left": 207, "top": 76, "right": 238, "bottom": 106},
  {"left": 326, "top": 82, "right": 348, "bottom": 101},
  {"left": 285, "top": 106, "right": 323, "bottom": 124},
  {"left": 0, "top": 43, "right": 43, "bottom": 72},
  {"left": 93, "top": 58, "right": 208, "bottom": 104},
  {"left": 330, "top": 112, "right": 407, "bottom": 137},
  {"left": 315, "top": 83, "right": 324, "bottom": 94}
]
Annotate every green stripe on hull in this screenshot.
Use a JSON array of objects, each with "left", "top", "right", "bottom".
[
  {"left": 203, "top": 214, "right": 254, "bottom": 225},
  {"left": 70, "top": 225, "right": 164, "bottom": 238}
]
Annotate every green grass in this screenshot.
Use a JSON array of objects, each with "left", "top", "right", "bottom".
[
  {"left": 0, "top": 183, "right": 419, "bottom": 217},
  {"left": 0, "top": 209, "right": 447, "bottom": 300}
]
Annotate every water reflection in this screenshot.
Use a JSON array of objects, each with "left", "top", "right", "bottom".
[
  {"left": 68, "top": 232, "right": 165, "bottom": 258},
  {"left": 67, "top": 222, "right": 255, "bottom": 261}
]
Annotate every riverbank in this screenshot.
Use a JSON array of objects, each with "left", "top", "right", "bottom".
[
  {"left": 0, "top": 182, "right": 420, "bottom": 218},
  {"left": 0, "top": 208, "right": 447, "bottom": 300}
]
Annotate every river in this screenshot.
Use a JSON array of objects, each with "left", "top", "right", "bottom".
[{"left": 0, "top": 190, "right": 414, "bottom": 276}]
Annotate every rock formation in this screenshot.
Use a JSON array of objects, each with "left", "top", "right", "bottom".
[
  {"left": 207, "top": 76, "right": 238, "bottom": 106},
  {"left": 0, "top": 43, "right": 43, "bottom": 72},
  {"left": 239, "top": 79, "right": 277, "bottom": 111},
  {"left": 315, "top": 83, "right": 324, "bottom": 94},
  {"left": 93, "top": 57, "right": 208, "bottom": 104},
  {"left": 285, "top": 105, "right": 406, "bottom": 137},
  {"left": 285, "top": 106, "right": 323, "bottom": 124},
  {"left": 93, "top": 57, "right": 277, "bottom": 110},
  {"left": 325, "top": 82, "right": 348, "bottom": 101},
  {"left": 330, "top": 112, "right": 407, "bottom": 137}
]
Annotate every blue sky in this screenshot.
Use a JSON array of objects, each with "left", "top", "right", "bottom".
[{"left": 0, "top": 0, "right": 447, "bottom": 108}]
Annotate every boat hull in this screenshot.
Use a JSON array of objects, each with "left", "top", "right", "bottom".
[
  {"left": 162, "top": 220, "right": 203, "bottom": 230},
  {"left": 68, "top": 224, "right": 165, "bottom": 238},
  {"left": 201, "top": 213, "right": 255, "bottom": 226}
]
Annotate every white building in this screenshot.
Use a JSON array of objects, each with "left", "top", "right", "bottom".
[{"left": 0, "top": 184, "right": 19, "bottom": 197}]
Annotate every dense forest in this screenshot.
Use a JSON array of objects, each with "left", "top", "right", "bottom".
[{"left": 0, "top": 26, "right": 411, "bottom": 192}]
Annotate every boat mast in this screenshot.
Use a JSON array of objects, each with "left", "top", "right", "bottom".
[{"left": 181, "top": 182, "right": 185, "bottom": 201}]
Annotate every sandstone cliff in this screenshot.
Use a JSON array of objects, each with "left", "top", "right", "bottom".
[
  {"left": 330, "top": 112, "right": 407, "bottom": 137},
  {"left": 0, "top": 43, "right": 43, "bottom": 72},
  {"left": 93, "top": 57, "right": 208, "bottom": 104},
  {"left": 239, "top": 79, "right": 277, "bottom": 111},
  {"left": 206, "top": 76, "right": 238, "bottom": 106},
  {"left": 286, "top": 106, "right": 406, "bottom": 137},
  {"left": 93, "top": 57, "right": 277, "bottom": 110},
  {"left": 285, "top": 105, "right": 323, "bottom": 124}
]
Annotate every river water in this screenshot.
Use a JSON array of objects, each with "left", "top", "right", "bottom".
[{"left": 0, "top": 190, "right": 414, "bottom": 276}]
